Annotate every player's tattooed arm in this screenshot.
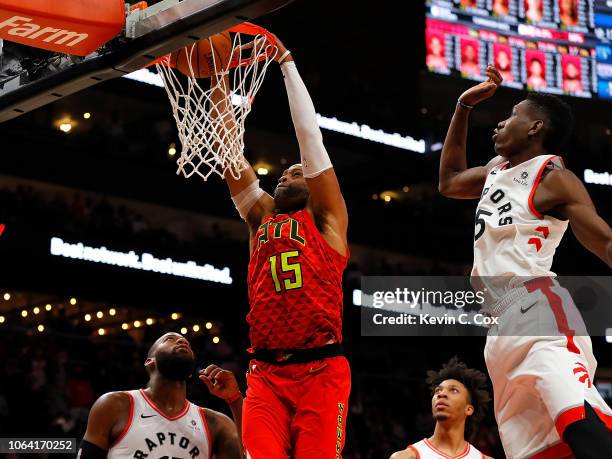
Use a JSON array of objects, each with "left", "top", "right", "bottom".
[
  {"left": 208, "top": 72, "right": 274, "bottom": 231},
  {"left": 273, "top": 34, "right": 348, "bottom": 256},
  {"left": 203, "top": 409, "right": 244, "bottom": 459},
  {"left": 80, "top": 391, "right": 131, "bottom": 454},
  {"left": 439, "top": 65, "right": 505, "bottom": 199},
  {"left": 535, "top": 169, "right": 612, "bottom": 268}
]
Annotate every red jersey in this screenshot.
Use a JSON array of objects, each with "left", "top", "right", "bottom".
[{"left": 247, "top": 208, "right": 348, "bottom": 350}]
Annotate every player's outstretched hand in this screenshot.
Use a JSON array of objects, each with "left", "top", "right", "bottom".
[
  {"left": 458, "top": 65, "right": 502, "bottom": 107},
  {"left": 271, "top": 33, "right": 293, "bottom": 64},
  {"left": 199, "top": 364, "right": 241, "bottom": 401}
]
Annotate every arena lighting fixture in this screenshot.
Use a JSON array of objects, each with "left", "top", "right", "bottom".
[
  {"left": 256, "top": 167, "right": 269, "bottom": 176},
  {"left": 98, "top": 328, "right": 106, "bottom": 336},
  {"left": 97, "top": 311, "right": 104, "bottom": 319},
  {"left": 83, "top": 112, "right": 91, "bottom": 119},
  {"left": 3, "top": 293, "right": 10, "bottom": 300},
  {"left": 37, "top": 324, "right": 44, "bottom": 332},
  {"left": 180, "top": 327, "right": 188, "bottom": 335},
  {"left": 146, "top": 318, "right": 154, "bottom": 325},
  {"left": 84, "top": 314, "right": 92, "bottom": 322},
  {"left": 109, "top": 308, "right": 116, "bottom": 316},
  {"left": 371, "top": 194, "right": 378, "bottom": 200},
  {"left": 205, "top": 322, "right": 212, "bottom": 330},
  {"left": 168, "top": 143, "right": 177, "bottom": 156},
  {"left": 213, "top": 336, "right": 220, "bottom": 344},
  {"left": 21, "top": 310, "right": 27, "bottom": 318},
  {"left": 45, "top": 304, "right": 52, "bottom": 311},
  {"left": 59, "top": 123, "right": 72, "bottom": 133},
  {"left": 0, "top": 316, "right": 5, "bottom": 323},
  {"left": 70, "top": 297, "right": 77, "bottom": 305},
  {"left": 403, "top": 186, "right": 410, "bottom": 192},
  {"left": 124, "top": 69, "right": 428, "bottom": 153},
  {"left": 380, "top": 191, "right": 398, "bottom": 202},
  {"left": 193, "top": 324, "right": 200, "bottom": 332},
  {"left": 33, "top": 307, "right": 40, "bottom": 314},
  {"left": 171, "top": 313, "right": 179, "bottom": 320},
  {"left": 121, "top": 323, "right": 129, "bottom": 330},
  {"left": 134, "top": 320, "right": 142, "bottom": 328},
  {"left": 352, "top": 289, "right": 362, "bottom": 306}
]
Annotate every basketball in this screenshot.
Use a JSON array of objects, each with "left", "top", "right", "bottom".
[{"left": 170, "top": 32, "right": 233, "bottom": 78}]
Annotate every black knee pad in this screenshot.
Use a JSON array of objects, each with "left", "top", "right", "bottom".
[{"left": 563, "top": 402, "right": 612, "bottom": 459}]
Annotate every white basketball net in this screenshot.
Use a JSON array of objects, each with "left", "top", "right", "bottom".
[{"left": 155, "top": 29, "right": 277, "bottom": 181}]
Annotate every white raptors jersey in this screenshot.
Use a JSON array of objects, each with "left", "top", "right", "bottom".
[
  {"left": 108, "top": 389, "right": 211, "bottom": 459},
  {"left": 471, "top": 155, "right": 568, "bottom": 303},
  {"left": 409, "top": 438, "right": 486, "bottom": 459}
]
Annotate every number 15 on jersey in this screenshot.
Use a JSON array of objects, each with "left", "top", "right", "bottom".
[{"left": 270, "top": 251, "right": 303, "bottom": 293}]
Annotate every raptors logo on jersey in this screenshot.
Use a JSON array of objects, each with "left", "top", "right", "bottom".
[
  {"left": 247, "top": 208, "right": 348, "bottom": 350},
  {"left": 107, "top": 389, "right": 211, "bottom": 459},
  {"left": 471, "top": 155, "right": 568, "bottom": 303},
  {"left": 408, "top": 438, "right": 486, "bottom": 459}
]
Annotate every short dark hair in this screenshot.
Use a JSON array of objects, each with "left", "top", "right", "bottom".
[
  {"left": 426, "top": 357, "right": 491, "bottom": 434},
  {"left": 526, "top": 93, "right": 574, "bottom": 153}
]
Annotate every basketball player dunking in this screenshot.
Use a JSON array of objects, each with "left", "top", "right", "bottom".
[
  {"left": 77, "top": 332, "right": 244, "bottom": 459},
  {"left": 439, "top": 65, "right": 612, "bottom": 458},
  {"left": 390, "top": 358, "right": 492, "bottom": 459},
  {"left": 210, "top": 35, "right": 350, "bottom": 458}
]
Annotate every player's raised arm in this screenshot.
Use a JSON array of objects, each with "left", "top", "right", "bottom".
[
  {"left": 536, "top": 169, "right": 612, "bottom": 267},
  {"left": 275, "top": 35, "right": 348, "bottom": 253},
  {"left": 439, "top": 65, "right": 505, "bottom": 199},
  {"left": 209, "top": 71, "right": 274, "bottom": 231},
  {"left": 199, "top": 364, "right": 244, "bottom": 458}
]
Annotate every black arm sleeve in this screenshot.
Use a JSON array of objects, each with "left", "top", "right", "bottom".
[{"left": 76, "top": 440, "right": 107, "bottom": 459}]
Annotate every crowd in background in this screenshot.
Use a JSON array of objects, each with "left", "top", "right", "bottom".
[
  {"left": 0, "top": 327, "right": 508, "bottom": 459},
  {"left": 0, "top": 181, "right": 463, "bottom": 277}
]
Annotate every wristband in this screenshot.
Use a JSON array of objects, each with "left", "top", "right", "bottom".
[
  {"left": 225, "top": 391, "right": 243, "bottom": 404},
  {"left": 278, "top": 50, "right": 292, "bottom": 65},
  {"left": 457, "top": 100, "right": 474, "bottom": 110}
]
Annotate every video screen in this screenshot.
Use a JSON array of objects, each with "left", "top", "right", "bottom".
[{"left": 426, "top": 0, "right": 612, "bottom": 99}]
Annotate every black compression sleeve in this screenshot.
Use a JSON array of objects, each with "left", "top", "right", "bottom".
[{"left": 76, "top": 440, "right": 107, "bottom": 459}]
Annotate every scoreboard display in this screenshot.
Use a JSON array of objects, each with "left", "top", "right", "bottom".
[{"left": 426, "top": 0, "right": 612, "bottom": 99}]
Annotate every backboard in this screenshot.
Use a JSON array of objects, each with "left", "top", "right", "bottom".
[{"left": 0, "top": 0, "right": 293, "bottom": 122}]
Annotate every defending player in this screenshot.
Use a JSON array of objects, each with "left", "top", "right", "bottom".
[
  {"left": 77, "top": 332, "right": 244, "bottom": 459},
  {"left": 390, "top": 358, "right": 492, "bottom": 459},
  {"left": 438, "top": 65, "right": 612, "bottom": 458},
  {"left": 210, "top": 34, "right": 350, "bottom": 458}
]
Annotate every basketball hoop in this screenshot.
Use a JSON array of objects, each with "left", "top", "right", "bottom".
[{"left": 154, "top": 23, "right": 277, "bottom": 181}]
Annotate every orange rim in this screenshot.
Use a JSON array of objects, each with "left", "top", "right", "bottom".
[{"left": 146, "top": 22, "right": 277, "bottom": 72}]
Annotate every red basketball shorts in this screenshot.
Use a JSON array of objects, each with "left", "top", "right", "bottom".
[{"left": 242, "top": 355, "right": 351, "bottom": 459}]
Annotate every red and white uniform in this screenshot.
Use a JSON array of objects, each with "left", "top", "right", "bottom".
[
  {"left": 247, "top": 208, "right": 347, "bottom": 350},
  {"left": 471, "top": 155, "right": 612, "bottom": 459},
  {"left": 408, "top": 438, "right": 486, "bottom": 459},
  {"left": 471, "top": 155, "right": 567, "bottom": 303},
  {"left": 107, "top": 389, "right": 211, "bottom": 459},
  {"left": 243, "top": 208, "right": 351, "bottom": 459}
]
